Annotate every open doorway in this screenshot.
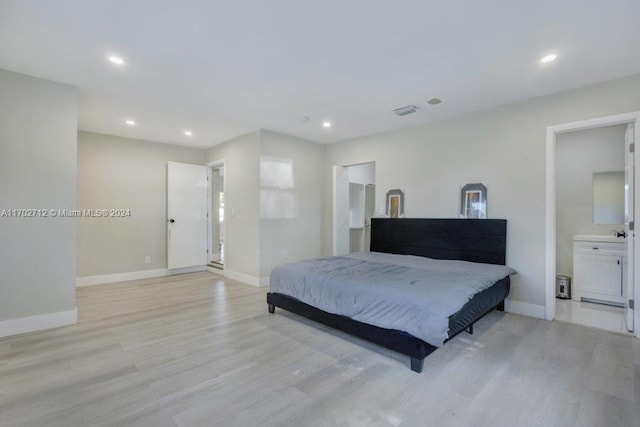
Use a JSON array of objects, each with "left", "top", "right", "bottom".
[
  {"left": 554, "top": 124, "right": 629, "bottom": 333},
  {"left": 333, "top": 162, "right": 375, "bottom": 255},
  {"left": 209, "top": 161, "right": 225, "bottom": 269},
  {"left": 546, "top": 112, "right": 640, "bottom": 339}
]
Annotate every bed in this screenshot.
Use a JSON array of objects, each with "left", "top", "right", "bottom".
[{"left": 266, "top": 218, "right": 512, "bottom": 373}]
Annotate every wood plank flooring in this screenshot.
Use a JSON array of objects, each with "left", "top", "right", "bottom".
[{"left": 0, "top": 272, "right": 638, "bottom": 426}]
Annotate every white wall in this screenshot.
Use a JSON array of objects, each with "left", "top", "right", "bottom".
[
  {"left": 259, "top": 130, "right": 324, "bottom": 279},
  {"left": 324, "top": 73, "right": 640, "bottom": 313},
  {"left": 0, "top": 69, "right": 78, "bottom": 334},
  {"left": 555, "top": 125, "right": 626, "bottom": 278},
  {"left": 77, "top": 131, "right": 207, "bottom": 278},
  {"left": 208, "top": 131, "right": 261, "bottom": 279}
]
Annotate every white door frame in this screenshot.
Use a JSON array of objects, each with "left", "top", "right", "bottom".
[
  {"left": 207, "top": 159, "right": 224, "bottom": 263},
  {"left": 545, "top": 111, "right": 640, "bottom": 339}
]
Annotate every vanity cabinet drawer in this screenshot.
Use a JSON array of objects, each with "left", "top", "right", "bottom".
[{"left": 575, "top": 241, "right": 625, "bottom": 255}]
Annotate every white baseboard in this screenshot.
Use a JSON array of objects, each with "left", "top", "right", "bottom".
[
  {"left": 504, "top": 299, "right": 546, "bottom": 319},
  {"left": 0, "top": 308, "right": 77, "bottom": 338},
  {"left": 223, "top": 269, "right": 269, "bottom": 287},
  {"left": 76, "top": 266, "right": 207, "bottom": 287},
  {"left": 206, "top": 266, "right": 224, "bottom": 274}
]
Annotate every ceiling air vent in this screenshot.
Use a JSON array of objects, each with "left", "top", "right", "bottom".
[{"left": 393, "top": 105, "right": 418, "bottom": 116}]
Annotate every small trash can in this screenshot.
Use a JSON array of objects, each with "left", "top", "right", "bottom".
[{"left": 556, "top": 275, "right": 571, "bottom": 299}]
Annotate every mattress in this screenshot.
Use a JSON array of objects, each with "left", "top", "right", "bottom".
[{"left": 269, "top": 251, "right": 515, "bottom": 346}]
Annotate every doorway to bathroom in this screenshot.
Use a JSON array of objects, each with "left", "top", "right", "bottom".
[
  {"left": 546, "top": 112, "right": 640, "bottom": 338},
  {"left": 555, "top": 125, "right": 629, "bottom": 333}
]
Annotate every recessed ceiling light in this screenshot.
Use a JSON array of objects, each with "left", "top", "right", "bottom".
[
  {"left": 184, "top": 130, "right": 193, "bottom": 136},
  {"left": 108, "top": 56, "right": 125, "bottom": 65},
  {"left": 427, "top": 98, "right": 442, "bottom": 105},
  {"left": 322, "top": 121, "right": 332, "bottom": 128},
  {"left": 125, "top": 119, "right": 136, "bottom": 126},
  {"left": 540, "top": 54, "right": 557, "bottom": 63}
]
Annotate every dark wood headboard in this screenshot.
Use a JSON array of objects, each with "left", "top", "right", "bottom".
[{"left": 370, "top": 218, "right": 507, "bottom": 265}]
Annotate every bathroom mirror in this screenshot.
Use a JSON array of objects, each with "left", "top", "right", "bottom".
[{"left": 593, "top": 171, "right": 624, "bottom": 224}]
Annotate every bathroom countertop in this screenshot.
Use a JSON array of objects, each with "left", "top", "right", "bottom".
[{"left": 573, "top": 234, "right": 627, "bottom": 243}]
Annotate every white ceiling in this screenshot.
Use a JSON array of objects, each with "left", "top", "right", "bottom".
[{"left": 1, "top": 1, "right": 639, "bottom": 148}]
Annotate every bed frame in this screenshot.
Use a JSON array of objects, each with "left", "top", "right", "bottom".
[{"left": 267, "top": 218, "right": 510, "bottom": 373}]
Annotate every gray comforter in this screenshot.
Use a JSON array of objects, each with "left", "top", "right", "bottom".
[{"left": 269, "top": 252, "right": 515, "bottom": 346}]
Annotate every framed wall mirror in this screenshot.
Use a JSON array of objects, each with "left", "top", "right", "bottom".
[
  {"left": 386, "top": 189, "right": 404, "bottom": 218},
  {"left": 460, "top": 183, "right": 487, "bottom": 219},
  {"left": 593, "top": 170, "right": 624, "bottom": 224}
]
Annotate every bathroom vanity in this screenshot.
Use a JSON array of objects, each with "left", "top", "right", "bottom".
[{"left": 572, "top": 235, "right": 627, "bottom": 306}]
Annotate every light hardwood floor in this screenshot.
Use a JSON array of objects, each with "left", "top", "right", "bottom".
[{"left": 1, "top": 272, "right": 638, "bottom": 427}]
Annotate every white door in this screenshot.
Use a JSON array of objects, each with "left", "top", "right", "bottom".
[
  {"left": 333, "top": 165, "right": 350, "bottom": 256},
  {"left": 167, "top": 161, "right": 209, "bottom": 269},
  {"left": 625, "top": 123, "right": 635, "bottom": 331}
]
